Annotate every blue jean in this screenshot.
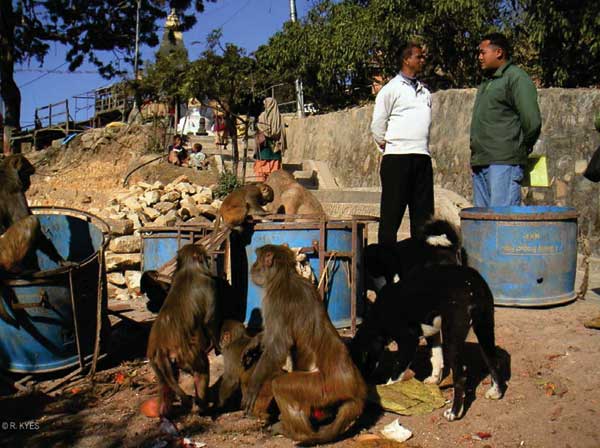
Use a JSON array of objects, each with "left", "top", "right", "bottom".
[{"left": 472, "top": 164, "right": 524, "bottom": 207}]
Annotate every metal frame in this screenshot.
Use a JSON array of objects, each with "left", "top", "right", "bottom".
[{"left": 1, "top": 207, "right": 111, "bottom": 383}]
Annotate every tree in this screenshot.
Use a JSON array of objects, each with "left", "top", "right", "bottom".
[
  {"left": 182, "top": 33, "right": 260, "bottom": 177},
  {"left": 516, "top": 0, "right": 600, "bottom": 87},
  {"left": 254, "top": 0, "right": 509, "bottom": 111},
  {"left": 0, "top": 0, "right": 215, "bottom": 154}
]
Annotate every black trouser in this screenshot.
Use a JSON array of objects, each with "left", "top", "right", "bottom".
[{"left": 378, "top": 154, "right": 434, "bottom": 245}]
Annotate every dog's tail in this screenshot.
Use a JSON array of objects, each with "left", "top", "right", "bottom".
[{"left": 422, "top": 219, "right": 461, "bottom": 249}]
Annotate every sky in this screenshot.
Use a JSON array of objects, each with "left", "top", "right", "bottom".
[{"left": 13, "top": 0, "right": 313, "bottom": 129}]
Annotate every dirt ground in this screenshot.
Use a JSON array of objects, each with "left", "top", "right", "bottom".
[{"left": 1, "top": 137, "right": 600, "bottom": 447}]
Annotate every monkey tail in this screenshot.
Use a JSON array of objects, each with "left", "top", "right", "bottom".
[
  {"left": 293, "top": 398, "right": 364, "bottom": 445},
  {"left": 151, "top": 351, "right": 189, "bottom": 402}
]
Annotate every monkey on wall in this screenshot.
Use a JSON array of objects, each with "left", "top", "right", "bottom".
[
  {"left": 264, "top": 170, "right": 325, "bottom": 219},
  {"left": 217, "top": 183, "right": 274, "bottom": 230},
  {"left": 0, "top": 155, "right": 64, "bottom": 273},
  {"left": 146, "top": 244, "right": 221, "bottom": 417},
  {"left": 243, "top": 244, "right": 366, "bottom": 444}
]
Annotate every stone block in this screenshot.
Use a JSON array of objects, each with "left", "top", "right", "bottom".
[
  {"left": 107, "top": 272, "right": 127, "bottom": 287},
  {"left": 124, "top": 270, "right": 142, "bottom": 291},
  {"left": 180, "top": 197, "right": 200, "bottom": 217},
  {"left": 123, "top": 197, "right": 143, "bottom": 212},
  {"left": 109, "top": 235, "right": 141, "bottom": 254},
  {"left": 105, "top": 253, "right": 141, "bottom": 272},
  {"left": 142, "top": 207, "right": 161, "bottom": 221},
  {"left": 185, "top": 216, "right": 212, "bottom": 226},
  {"left": 198, "top": 204, "right": 218, "bottom": 219},
  {"left": 104, "top": 218, "right": 134, "bottom": 236},
  {"left": 154, "top": 201, "right": 178, "bottom": 214},
  {"left": 143, "top": 190, "right": 161, "bottom": 206},
  {"left": 160, "top": 191, "right": 181, "bottom": 203}
]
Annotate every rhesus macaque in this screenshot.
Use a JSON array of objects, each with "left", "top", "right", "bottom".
[
  {"left": 215, "top": 320, "right": 274, "bottom": 418},
  {"left": 0, "top": 155, "right": 64, "bottom": 273},
  {"left": 218, "top": 183, "right": 274, "bottom": 230},
  {"left": 243, "top": 244, "right": 366, "bottom": 444},
  {"left": 146, "top": 244, "right": 221, "bottom": 417},
  {"left": 264, "top": 170, "right": 325, "bottom": 219}
]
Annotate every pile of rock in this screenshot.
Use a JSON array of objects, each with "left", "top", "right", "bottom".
[{"left": 100, "top": 175, "right": 223, "bottom": 300}]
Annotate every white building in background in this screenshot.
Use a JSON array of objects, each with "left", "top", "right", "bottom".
[{"left": 177, "top": 100, "right": 215, "bottom": 136}]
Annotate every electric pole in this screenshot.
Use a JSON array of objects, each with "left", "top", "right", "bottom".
[
  {"left": 289, "top": 0, "right": 304, "bottom": 117},
  {"left": 134, "top": 0, "right": 141, "bottom": 79}
]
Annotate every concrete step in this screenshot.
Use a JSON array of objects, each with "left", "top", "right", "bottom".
[{"left": 313, "top": 189, "right": 381, "bottom": 204}]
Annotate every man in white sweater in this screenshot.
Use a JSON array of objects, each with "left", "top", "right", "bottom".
[{"left": 370, "top": 41, "right": 434, "bottom": 245}]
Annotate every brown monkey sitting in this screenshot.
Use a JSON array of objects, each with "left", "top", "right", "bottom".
[
  {"left": 264, "top": 170, "right": 325, "bottom": 219},
  {"left": 243, "top": 244, "right": 366, "bottom": 444},
  {"left": 216, "top": 320, "right": 275, "bottom": 418},
  {"left": 0, "top": 155, "right": 64, "bottom": 272},
  {"left": 146, "top": 244, "right": 221, "bottom": 417},
  {"left": 218, "top": 183, "right": 274, "bottom": 229}
]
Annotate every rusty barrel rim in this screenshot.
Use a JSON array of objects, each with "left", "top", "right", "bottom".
[
  {"left": 2, "top": 206, "right": 111, "bottom": 285},
  {"left": 460, "top": 206, "right": 578, "bottom": 221}
]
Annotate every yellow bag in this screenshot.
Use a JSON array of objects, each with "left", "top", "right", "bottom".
[{"left": 525, "top": 155, "right": 549, "bottom": 187}]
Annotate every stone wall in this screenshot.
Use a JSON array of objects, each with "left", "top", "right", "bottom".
[{"left": 285, "top": 88, "right": 600, "bottom": 252}]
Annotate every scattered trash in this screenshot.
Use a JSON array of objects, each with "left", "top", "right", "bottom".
[
  {"left": 70, "top": 387, "right": 81, "bottom": 395},
  {"left": 472, "top": 431, "right": 492, "bottom": 441},
  {"left": 356, "top": 433, "right": 381, "bottom": 442},
  {"left": 536, "top": 379, "right": 568, "bottom": 397},
  {"left": 140, "top": 397, "right": 160, "bottom": 418},
  {"left": 181, "top": 438, "right": 206, "bottom": 448},
  {"left": 159, "top": 417, "right": 180, "bottom": 437},
  {"left": 381, "top": 419, "right": 412, "bottom": 443},
  {"left": 371, "top": 378, "right": 446, "bottom": 415},
  {"left": 114, "top": 372, "right": 126, "bottom": 384}
]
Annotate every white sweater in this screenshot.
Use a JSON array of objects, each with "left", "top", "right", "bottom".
[{"left": 370, "top": 74, "right": 432, "bottom": 156}]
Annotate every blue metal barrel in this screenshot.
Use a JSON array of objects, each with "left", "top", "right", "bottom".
[
  {"left": 141, "top": 225, "right": 211, "bottom": 271},
  {"left": 243, "top": 220, "right": 367, "bottom": 329},
  {"left": 460, "top": 206, "right": 578, "bottom": 306},
  {"left": 0, "top": 209, "right": 109, "bottom": 373}
]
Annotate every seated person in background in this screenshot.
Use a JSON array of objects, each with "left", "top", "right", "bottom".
[
  {"left": 167, "top": 134, "right": 188, "bottom": 166},
  {"left": 188, "top": 143, "right": 208, "bottom": 170}
]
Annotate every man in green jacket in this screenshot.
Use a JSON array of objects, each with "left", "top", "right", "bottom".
[{"left": 470, "top": 33, "right": 542, "bottom": 207}]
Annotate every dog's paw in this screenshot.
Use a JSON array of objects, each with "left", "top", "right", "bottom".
[
  {"left": 443, "top": 408, "right": 458, "bottom": 421},
  {"left": 423, "top": 374, "right": 442, "bottom": 385},
  {"left": 484, "top": 383, "right": 504, "bottom": 400}
]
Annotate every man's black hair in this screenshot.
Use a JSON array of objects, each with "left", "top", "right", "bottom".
[
  {"left": 482, "top": 32, "right": 511, "bottom": 59},
  {"left": 400, "top": 41, "right": 422, "bottom": 65}
]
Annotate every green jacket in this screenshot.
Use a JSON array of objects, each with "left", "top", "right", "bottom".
[{"left": 470, "top": 61, "right": 542, "bottom": 166}]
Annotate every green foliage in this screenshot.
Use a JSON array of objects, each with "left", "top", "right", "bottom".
[
  {"left": 182, "top": 40, "right": 258, "bottom": 116},
  {"left": 139, "top": 47, "right": 190, "bottom": 102},
  {"left": 213, "top": 169, "right": 241, "bottom": 199},
  {"left": 516, "top": 0, "right": 600, "bottom": 87},
  {"left": 0, "top": 1, "right": 216, "bottom": 131},
  {"left": 254, "top": 0, "right": 509, "bottom": 110}
]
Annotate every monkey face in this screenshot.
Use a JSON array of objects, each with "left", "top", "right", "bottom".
[
  {"left": 259, "top": 184, "right": 274, "bottom": 205},
  {"left": 251, "top": 245, "right": 297, "bottom": 287}
]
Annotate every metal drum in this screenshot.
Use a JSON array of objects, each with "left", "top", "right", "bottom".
[
  {"left": 242, "top": 218, "right": 371, "bottom": 329},
  {"left": 0, "top": 208, "right": 109, "bottom": 373},
  {"left": 460, "top": 206, "right": 578, "bottom": 306},
  {"left": 140, "top": 224, "right": 226, "bottom": 276}
]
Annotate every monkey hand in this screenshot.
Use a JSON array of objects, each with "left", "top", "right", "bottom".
[{"left": 242, "top": 382, "right": 260, "bottom": 415}]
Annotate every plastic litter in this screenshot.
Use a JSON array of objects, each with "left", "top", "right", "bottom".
[{"left": 381, "top": 418, "right": 412, "bottom": 443}]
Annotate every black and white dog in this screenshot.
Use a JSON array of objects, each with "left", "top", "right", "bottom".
[
  {"left": 351, "top": 264, "right": 506, "bottom": 421},
  {"left": 364, "top": 219, "right": 462, "bottom": 293}
]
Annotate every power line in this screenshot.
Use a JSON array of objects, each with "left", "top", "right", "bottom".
[
  {"left": 16, "top": 68, "right": 99, "bottom": 74},
  {"left": 18, "top": 61, "right": 69, "bottom": 88}
]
